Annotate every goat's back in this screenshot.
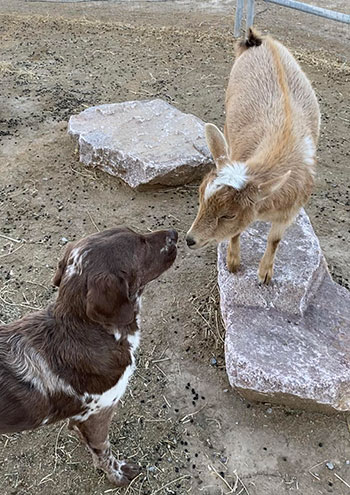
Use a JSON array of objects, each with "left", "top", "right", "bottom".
[{"left": 225, "top": 33, "right": 320, "bottom": 163}]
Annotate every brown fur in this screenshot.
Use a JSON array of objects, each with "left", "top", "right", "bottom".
[
  {"left": 187, "top": 28, "right": 320, "bottom": 283},
  {"left": 0, "top": 227, "right": 178, "bottom": 486}
]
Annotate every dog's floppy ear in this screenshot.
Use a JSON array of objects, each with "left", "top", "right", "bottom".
[
  {"left": 53, "top": 242, "right": 75, "bottom": 287},
  {"left": 86, "top": 273, "right": 134, "bottom": 328}
]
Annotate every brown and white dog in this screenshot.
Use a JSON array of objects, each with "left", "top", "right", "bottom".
[
  {"left": 0, "top": 227, "right": 178, "bottom": 486},
  {"left": 186, "top": 28, "right": 320, "bottom": 284}
]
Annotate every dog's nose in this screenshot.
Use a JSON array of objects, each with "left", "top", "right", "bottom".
[
  {"left": 186, "top": 235, "right": 196, "bottom": 247},
  {"left": 167, "top": 229, "right": 178, "bottom": 244}
]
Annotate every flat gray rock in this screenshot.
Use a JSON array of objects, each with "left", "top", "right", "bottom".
[
  {"left": 218, "top": 210, "right": 350, "bottom": 413},
  {"left": 218, "top": 210, "right": 327, "bottom": 318},
  {"left": 68, "top": 99, "right": 213, "bottom": 189}
]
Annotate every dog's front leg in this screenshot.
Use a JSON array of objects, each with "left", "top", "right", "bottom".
[{"left": 68, "top": 408, "right": 140, "bottom": 486}]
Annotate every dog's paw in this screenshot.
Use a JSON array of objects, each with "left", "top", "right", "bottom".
[
  {"left": 107, "top": 459, "right": 140, "bottom": 486},
  {"left": 119, "top": 460, "right": 141, "bottom": 480}
]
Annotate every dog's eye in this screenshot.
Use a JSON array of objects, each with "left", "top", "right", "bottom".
[{"left": 220, "top": 214, "right": 236, "bottom": 220}]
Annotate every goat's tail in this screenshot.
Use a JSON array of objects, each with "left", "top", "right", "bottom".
[{"left": 236, "top": 27, "right": 263, "bottom": 57}]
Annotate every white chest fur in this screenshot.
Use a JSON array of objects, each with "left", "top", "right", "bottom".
[{"left": 72, "top": 331, "right": 140, "bottom": 422}]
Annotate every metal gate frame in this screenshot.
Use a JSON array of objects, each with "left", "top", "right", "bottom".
[{"left": 234, "top": 0, "right": 350, "bottom": 37}]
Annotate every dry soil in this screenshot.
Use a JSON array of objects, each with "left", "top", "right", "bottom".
[{"left": 0, "top": 1, "right": 349, "bottom": 494}]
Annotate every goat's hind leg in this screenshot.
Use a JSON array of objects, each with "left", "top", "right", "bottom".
[
  {"left": 68, "top": 409, "right": 140, "bottom": 486},
  {"left": 258, "top": 222, "right": 289, "bottom": 284}
]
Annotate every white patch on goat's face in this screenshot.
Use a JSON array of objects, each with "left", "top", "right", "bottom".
[
  {"left": 303, "top": 136, "right": 315, "bottom": 166},
  {"left": 72, "top": 331, "right": 140, "bottom": 422},
  {"left": 65, "top": 247, "right": 88, "bottom": 278},
  {"left": 205, "top": 162, "right": 247, "bottom": 200}
]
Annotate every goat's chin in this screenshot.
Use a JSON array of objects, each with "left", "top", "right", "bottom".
[{"left": 188, "top": 240, "right": 211, "bottom": 250}]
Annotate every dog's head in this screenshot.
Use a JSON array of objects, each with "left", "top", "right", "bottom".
[{"left": 53, "top": 227, "right": 178, "bottom": 329}]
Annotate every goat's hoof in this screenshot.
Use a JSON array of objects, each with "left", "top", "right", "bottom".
[
  {"left": 107, "top": 460, "right": 140, "bottom": 486},
  {"left": 258, "top": 266, "right": 273, "bottom": 285},
  {"left": 227, "top": 258, "right": 240, "bottom": 273}
]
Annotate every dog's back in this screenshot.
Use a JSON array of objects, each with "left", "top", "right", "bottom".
[
  {"left": 0, "top": 315, "right": 83, "bottom": 433},
  {"left": 0, "top": 335, "right": 40, "bottom": 433}
]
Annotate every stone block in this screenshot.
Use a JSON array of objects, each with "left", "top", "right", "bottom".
[
  {"left": 218, "top": 210, "right": 350, "bottom": 413},
  {"left": 68, "top": 99, "right": 213, "bottom": 189}
]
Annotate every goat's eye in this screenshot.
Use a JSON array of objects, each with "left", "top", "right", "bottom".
[{"left": 220, "top": 214, "right": 236, "bottom": 220}]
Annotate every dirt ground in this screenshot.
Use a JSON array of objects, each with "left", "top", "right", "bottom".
[{"left": 0, "top": 0, "right": 350, "bottom": 494}]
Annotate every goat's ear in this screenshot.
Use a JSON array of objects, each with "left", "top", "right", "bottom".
[
  {"left": 205, "top": 123, "right": 230, "bottom": 170},
  {"left": 255, "top": 170, "right": 291, "bottom": 202},
  {"left": 86, "top": 273, "right": 134, "bottom": 328},
  {"left": 52, "top": 242, "right": 75, "bottom": 287}
]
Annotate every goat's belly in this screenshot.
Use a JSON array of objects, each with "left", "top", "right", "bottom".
[{"left": 257, "top": 205, "right": 301, "bottom": 224}]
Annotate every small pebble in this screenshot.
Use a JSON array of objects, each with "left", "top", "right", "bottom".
[
  {"left": 266, "top": 408, "right": 272, "bottom": 414},
  {"left": 326, "top": 462, "right": 335, "bottom": 470},
  {"left": 148, "top": 466, "right": 156, "bottom": 472},
  {"left": 210, "top": 357, "right": 217, "bottom": 366},
  {"left": 61, "top": 237, "right": 68, "bottom": 244}
]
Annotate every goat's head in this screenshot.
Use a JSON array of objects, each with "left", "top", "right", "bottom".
[{"left": 186, "top": 124, "right": 290, "bottom": 248}]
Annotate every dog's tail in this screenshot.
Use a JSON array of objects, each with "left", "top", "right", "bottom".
[{"left": 235, "top": 27, "right": 263, "bottom": 57}]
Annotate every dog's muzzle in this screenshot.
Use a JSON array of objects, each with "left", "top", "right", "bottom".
[{"left": 161, "top": 229, "right": 178, "bottom": 254}]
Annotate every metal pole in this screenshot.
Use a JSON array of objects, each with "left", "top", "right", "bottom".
[
  {"left": 234, "top": 0, "right": 245, "bottom": 37},
  {"left": 264, "top": 0, "right": 350, "bottom": 24},
  {"left": 246, "top": 0, "right": 255, "bottom": 30}
]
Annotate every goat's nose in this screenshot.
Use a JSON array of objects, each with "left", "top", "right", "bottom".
[{"left": 186, "top": 235, "right": 196, "bottom": 247}]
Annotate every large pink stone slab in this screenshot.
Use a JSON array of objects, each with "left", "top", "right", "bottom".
[
  {"left": 68, "top": 99, "right": 213, "bottom": 189},
  {"left": 218, "top": 210, "right": 350, "bottom": 413}
]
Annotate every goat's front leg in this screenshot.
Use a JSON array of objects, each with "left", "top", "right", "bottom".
[
  {"left": 227, "top": 234, "right": 241, "bottom": 273},
  {"left": 68, "top": 409, "right": 140, "bottom": 486},
  {"left": 258, "top": 222, "right": 289, "bottom": 284}
]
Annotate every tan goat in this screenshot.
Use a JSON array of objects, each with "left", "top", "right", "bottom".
[{"left": 186, "top": 28, "right": 320, "bottom": 284}]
